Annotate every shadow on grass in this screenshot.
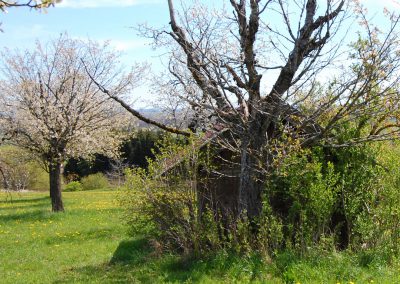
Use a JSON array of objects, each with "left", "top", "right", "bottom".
[
  {"left": 110, "top": 238, "right": 152, "bottom": 265},
  {"left": 0, "top": 195, "right": 52, "bottom": 222},
  {"left": 158, "top": 251, "right": 266, "bottom": 283},
  {"left": 54, "top": 238, "right": 154, "bottom": 283},
  {"left": 108, "top": 239, "right": 215, "bottom": 282},
  {"left": 0, "top": 196, "right": 49, "bottom": 205},
  {"left": 0, "top": 209, "right": 50, "bottom": 222},
  {"left": 56, "top": 237, "right": 268, "bottom": 283}
]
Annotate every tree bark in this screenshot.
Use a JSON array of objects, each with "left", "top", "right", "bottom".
[
  {"left": 238, "top": 116, "right": 271, "bottom": 223},
  {"left": 239, "top": 145, "right": 264, "bottom": 220},
  {"left": 49, "top": 161, "right": 64, "bottom": 212}
]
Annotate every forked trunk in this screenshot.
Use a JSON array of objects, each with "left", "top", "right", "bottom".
[{"left": 49, "top": 161, "right": 64, "bottom": 212}]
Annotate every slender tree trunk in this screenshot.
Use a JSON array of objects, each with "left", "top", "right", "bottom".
[
  {"left": 49, "top": 161, "right": 64, "bottom": 212},
  {"left": 0, "top": 167, "right": 9, "bottom": 190}
]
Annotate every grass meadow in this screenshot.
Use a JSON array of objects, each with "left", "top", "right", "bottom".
[{"left": 1, "top": 190, "right": 400, "bottom": 283}]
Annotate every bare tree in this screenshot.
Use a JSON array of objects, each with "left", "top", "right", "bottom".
[
  {"left": 106, "top": 158, "right": 129, "bottom": 187},
  {"left": 0, "top": 35, "right": 132, "bottom": 211},
  {"left": 93, "top": 1, "right": 400, "bottom": 224},
  {"left": 0, "top": 147, "right": 34, "bottom": 191}
]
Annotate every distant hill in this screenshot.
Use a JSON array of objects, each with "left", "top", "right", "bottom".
[{"left": 135, "top": 108, "right": 189, "bottom": 129}]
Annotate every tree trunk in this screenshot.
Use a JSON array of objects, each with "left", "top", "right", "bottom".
[
  {"left": 238, "top": 109, "right": 277, "bottom": 228},
  {"left": 49, "top": 161, "right": 64, "bottom": 212},
  {"left": 238, "top": 120, "right": 270, "bottom": 224},
  {"left": 0, "top": 167, "right": 9, "bottom": 190},
  {"left": 239, "top": 145, "right": 263, "bottom": 219}
]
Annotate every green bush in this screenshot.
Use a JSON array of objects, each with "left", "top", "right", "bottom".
[
  {"left": 64, "top": 181, "right": 83, "bottom": 192},
  {"left": 266, "top": 138, "right": 388, "bottom": 252},
  {"left": 122, "top": 135, "right": 283, "bottom": 255},
  {"left": 122, "top": 135, "right": 225, "bottom": 254},
  {"left": 122, "top": 129, "right": 400, "bottom": 258},
  {"left": 352, "top": 141, "right": 400, "bottom": 260},
  {"left": 267, "top": 147, "right": 340, "bottom": 251},
  {"left": 81, "top": 173, "right": 109, "bottom": 190}
]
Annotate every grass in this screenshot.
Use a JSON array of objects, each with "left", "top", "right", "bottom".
[
  {"left": 1, "top": 190, "right": 400, "bottom": 283},
  {"left": 0, "top": 190, "right": 124, "bottom": 284}
]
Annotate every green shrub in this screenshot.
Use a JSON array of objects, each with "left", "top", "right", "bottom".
[
  {"left": 266, "top": 141, "right": 385, "bottom": 252},
  {"left": 64, "top": 181, "right": 83, "bottom": 192},
  {"left": 122, "top": 135, "right": 226, "bottom": 254},
  {"left": 352, "top": 141, "right": 400, "bottom": 260},
  {"left": 122, "top": 135, "right": 283, "bottom": 255},
  {"left": 121, "top": 130, "right": 400, "bottom": 258},
  {"left": 268, "top": 147, "right": 340, "bottom": 251},
  {"left": 81, "top": 173, "right": 109, "bottom": 190}
]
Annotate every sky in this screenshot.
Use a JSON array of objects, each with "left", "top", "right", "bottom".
[
  {"left": 0, "top": 0, "right": 168, "bottom": 65},
  {"left": 0, "top": 0, "right": 399, "bottom": 106},
  {"left": 0, "top": 0, "right": 173, "bottom": 105}
]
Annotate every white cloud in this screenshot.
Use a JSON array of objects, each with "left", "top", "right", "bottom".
[
  {"left": 109, "top": 39, "right": 149, "bottom": 51},
  {"left": 10, "top": 24, "right": 54, "bottom": 40},
  {"left": 57, "top": 0, "right": 160, "bottom": 8}
]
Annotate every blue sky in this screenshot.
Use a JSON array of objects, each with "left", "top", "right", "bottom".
[
  {"left": 0, "top": 0, "right": 398, "bottom": 105},
  {"left": 0, "top": 0, "right": 174, "bottom": 105},
  {"left": 0, "top": 0, "right": 169, "bottom": 66},
  {"left": 2, "top": 0, "right": 395, "bottom": 65}
]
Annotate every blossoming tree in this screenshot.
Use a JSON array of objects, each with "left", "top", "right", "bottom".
[{"left": 0, "top": 35, "right": 133, "bottom": 211}]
